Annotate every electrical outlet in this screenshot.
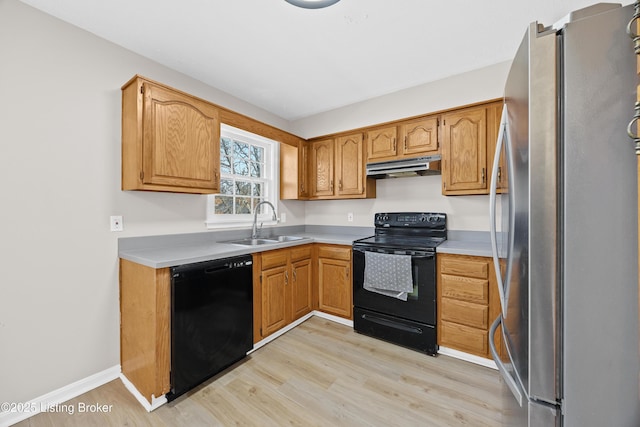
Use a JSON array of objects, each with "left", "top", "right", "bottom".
[
  {"left": 280, "top": 212, "right": 287, "bottom": 223},
  {"left": 347, "top": 212, "right": 354, "bottom": 222},
  {"left": 110, "top": 215, "right": 123, "bottom": 232}
]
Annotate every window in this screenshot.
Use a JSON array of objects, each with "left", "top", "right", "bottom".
[{"left": 206, "top": 124, "right": 279, "bottom": 228}]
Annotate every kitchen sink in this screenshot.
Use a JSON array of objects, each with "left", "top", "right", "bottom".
[
  {"left": 273, "top": 235, "right": 306, "bottom": 242},
  {"left": 222, "top": 235, "right": 309, "bottom": 246},
  {"left": 224, "top": 238, "right": 278, "bottom": 246}
]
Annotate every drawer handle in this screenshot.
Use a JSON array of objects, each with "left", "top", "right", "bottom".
[{"left": 361, "top": 314, "right": 423, "bottom": 334}]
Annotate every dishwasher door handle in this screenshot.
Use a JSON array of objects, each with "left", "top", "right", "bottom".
[{"left": 205, "top": 264, "right": 230, "bottom": 274}]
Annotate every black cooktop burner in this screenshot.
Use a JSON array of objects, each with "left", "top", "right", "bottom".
[{"left": 353, "top": 212, "right": 447, "bottom": 251}]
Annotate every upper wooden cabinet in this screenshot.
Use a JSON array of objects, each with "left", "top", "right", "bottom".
[
  {"left": 366, "top": 116, "right": 439, "bottom": 163},
  {"left": 280, "top": 139, "right": 309, "bottom": 200},
  {"left": 309, "top": 138, "right": 335, "bottom": 198},
  {"left": 441, "top": 104, "right": 489, "bottom": 195},
  {"left": 367, "top": 126, "right": 398, "bottom": 161},
  {"left": 309, "top": 134, "right": 375, "bottom": 200},
  {"left": 122, "top": 75, "right": 220, "bottom": 194},
  {"left": 298, "top": 141, "right": 310, "bottom": 199},
  {"left": 486, "top": 101, "right": 508, "bottom": 193},
  {"left": 335, "top": 133, "right": 365, "bottom": 196},
  {"left": 400, "top": 116, "right": 439, "bottom": 157}
]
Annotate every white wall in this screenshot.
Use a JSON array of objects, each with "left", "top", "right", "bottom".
[
  {"left": 0, "top": 0, "right": 299, "bottom": 406},
  {"left": 303, "top": 176, "right": 496, "bottom": 231},
  {"left": 0, "top": 0, "right": 508, "bottom": 408},
  {"left": 291, "top": 61, "right": 510, "bottom": 139},
  {"left": 295, "top": 62, "right": 510, "bottom": 231}
]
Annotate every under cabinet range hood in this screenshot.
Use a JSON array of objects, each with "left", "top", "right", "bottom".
[{"left": 366, "top": 155, "right": 441, "bottom": 179}]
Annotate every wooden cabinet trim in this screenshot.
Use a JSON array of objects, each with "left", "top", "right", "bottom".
[
  {"left": 440, "top": 255, "right": 489, "bottom": 279},
  {"left": 317, "top": 245, "right": 351, "bottom": 261},
  {"left": 440, "top": 321, "right": 489, "bottom": 356},
  {"left": 441, "top": 298, "right": 489, "bottom": 329},
  {"left": 307, "top": 98, "right": 502, "bottom": 143},
  {"left": 261, "top": 248, "right": 289, "bottom": 270},
  {"left": 440, "top": 274, "right": 489, "bottom": 304},
  {"left": 119, "top": 259, "right": 171, "bottom": 402},
  {"left": 437, "top": 252, "right": 502, "bottom": 359}
]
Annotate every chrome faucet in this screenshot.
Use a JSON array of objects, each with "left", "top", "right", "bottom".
[{"left": 251, "top": 201, "right": 278, "bottom": 239}]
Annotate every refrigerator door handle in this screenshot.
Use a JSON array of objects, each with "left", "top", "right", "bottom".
[
  {"left": 489, "top": 104, "right": 516, "bottom": 318},
  {"left": 489, "top": 315, "right": 525, "bottom": 407},
  {"left": 490, "top": 105, "right": 512, "bottom": 317}
]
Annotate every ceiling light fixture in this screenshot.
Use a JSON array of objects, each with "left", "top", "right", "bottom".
[{"left": 284, "top": 0, "right": 341, "bottom": 9}]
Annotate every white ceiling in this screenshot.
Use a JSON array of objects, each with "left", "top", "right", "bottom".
[{"left": 20, "top": 0, "right": 615, "bottom": 121}]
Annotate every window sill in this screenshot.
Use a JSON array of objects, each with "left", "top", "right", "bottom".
[{"left": 205, "top": 219, "right": 279, "bottom": 230}]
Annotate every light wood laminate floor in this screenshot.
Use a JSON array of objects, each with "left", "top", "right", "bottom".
[{"left": 17, "top": 317, "right": 503, "bottom": 426}]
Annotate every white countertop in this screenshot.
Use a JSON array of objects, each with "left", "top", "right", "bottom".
[
  {"left": 119, "top": 232, "right": 369, "bottom": 268},
  {"left": 119, "top": 227, "right": 503, "bottom": 268}
]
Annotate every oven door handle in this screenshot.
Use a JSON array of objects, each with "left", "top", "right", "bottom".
[
  {"left": 361, "top": 313, "right": 424, "bottom": 334},
  {"left": 353, "top": 246, "right": 434, "bottom": 259},
  {"left": 410, "top": 254, "right": 435, "bottom": 260}
]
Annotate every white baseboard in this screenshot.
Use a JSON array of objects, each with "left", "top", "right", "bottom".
[
  {"left": 438, "top": 346, "right": 498, "bottom": 369},
  {"left": 119, "top": 374, "right": 167, "bottom": 412},
  {"left": 250, "top": 311, "right": 353, "bottom": 353},
  {"left": 311, "top": 310, "right": 354, "bottom": 327},
  {"left": 0, "top": 365, "right": 120, "bottom": 427}
]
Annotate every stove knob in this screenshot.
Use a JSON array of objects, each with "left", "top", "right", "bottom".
[
  {"left": 420, "top": 216, "right": 427, "bottom": 222},
  {"left": 383, "top": 215, "right": 389, "bottom": 221}
]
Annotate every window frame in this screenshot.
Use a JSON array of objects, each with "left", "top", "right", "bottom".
[{"left": 206, "top": 124, "right": 279, "bottom": 229}]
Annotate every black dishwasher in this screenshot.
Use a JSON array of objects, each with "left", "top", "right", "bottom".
[{"left": 167, "top": 254, "right": 253, "bottom": 401}]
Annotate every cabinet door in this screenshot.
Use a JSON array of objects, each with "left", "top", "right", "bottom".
[
  {"left": 317, "top": 256, "right": 352, "bottom": 319},
  {"left": 142, "top": 81, "right": 220, "bottom": 191},
  {"left": 367, "top": 126, "right": 398, "bottom": 161},
  {"left": 291, "top": 258, "right": 312, "bottom": 320},
  {"left": 261, "top": 266, "right": 288, "bottom": 338},
  {"left": 335, "top": 133, "right": 364, "bottom": 197},
  {"left": 441, "top": 105, "right": 487, "bottom": 195},
  {"left": 280, "top": 142, "right": 299, "bottom": 200},
  {"left": 298, "top": 141, "right": 310, "bottom": 198},
  {"left": 310, "top": 139, "right": 334, "bottom": 197},
  {"left": 486, "top": 101, "right": 508, "bottom": 192},
  {"left": 400, "top": 116, "right": 439, "bottom": 156}
]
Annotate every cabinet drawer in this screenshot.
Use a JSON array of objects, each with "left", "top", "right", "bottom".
[
  {"left": 441, "top": 298, "right": 488, "bottom": 329},
  {"left": 290, "top": 245, "right": 312, "bottom": 262},
  {"left": 261, "top": 249, "right": 289, "bottom": 270},
  {"left": 440, "top": 274, "right": 488, "bottom": 304},
  {"left": 440, "top": 256, "right": 489, "bottom": 279},
  {"left": 317, "top": 245, "right": 351, "bottom": 261},
  {"left": 440, "top": 321, "right": 488, "bottom": 357}
]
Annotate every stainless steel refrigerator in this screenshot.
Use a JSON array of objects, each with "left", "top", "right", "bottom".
[{"left": 489, "top": 3, "right": 640, "bottom": 426}]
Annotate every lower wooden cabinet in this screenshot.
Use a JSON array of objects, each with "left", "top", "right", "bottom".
[
  {"left": 316, "top": 244, "right": 352, "bottom": 319},
  {"left": 254, "top": 243, "right": 353, "bottom": 342},
  {"left": 437, "top": 253, "right": 503, "bottom": 359},
  {"left": 119, "top": 259, "right": 171, "bottom": 404},
  {"left": 253, "top": 245, "right": 313, "bottom": 342}
]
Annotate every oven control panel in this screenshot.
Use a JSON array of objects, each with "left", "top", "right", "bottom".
[{"left": 374, "top": 212, "right": 446, "bottom": 228}]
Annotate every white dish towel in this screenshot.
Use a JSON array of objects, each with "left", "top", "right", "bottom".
[{"left": 363, "top": 251, "right": 414, "bottom": 301}]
